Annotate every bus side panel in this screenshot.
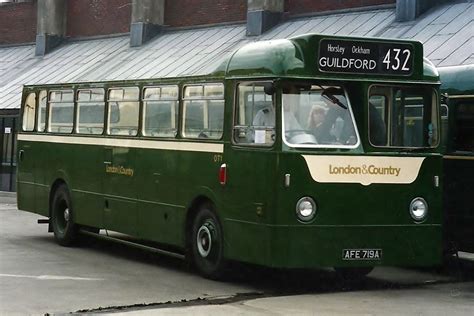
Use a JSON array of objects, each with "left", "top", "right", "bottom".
[
  {"left": 444, "top": 157, "right": 474, "bottom": 252},
  {"left": 102, "top": 146, "right": 137, "bottom": 236},
  {"left": 32, "top": 140, "right": 50, "bottom": 217},
  {"left": 136, "top": 148, "right": 184, "bottom": 247},
  {"left": 179, "top": 149, "right": 225, "bottom": 247},
  {"left": 16, "top": 139, "right": 36, "bottom": 214},
  {"left": 70, "top": 143, "right": 104, "bottom": 228},
  {"left": 222, "top": 147, "right": 278, "bottom": 266}
]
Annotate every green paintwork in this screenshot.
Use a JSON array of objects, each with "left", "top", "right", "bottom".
[
  {"left": 439, "top": 65, "right": 474, "bottom": 96},
  {"left": 222, "top": 34, "right": 430, "bottom": 82},
  {"left": 17, "top": 34, "right": 443, "bottom": 269},
  {"left": 439, "top": 64, "right": 474, "bottom": 253}
]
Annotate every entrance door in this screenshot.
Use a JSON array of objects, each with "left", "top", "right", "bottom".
[
  {"left": 1, "top": 114, "right": 18, "bottom": 192},
  {"left": 103, "top": 146, "right": 137, "bottom": 236},
  {"left": 222, "top": 82, "right": 278, "bottom": 263}
]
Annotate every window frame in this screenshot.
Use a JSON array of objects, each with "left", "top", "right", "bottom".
[
  {"left": 181, "top": 82, "right": 225, "bottom": 140},
  {"left": 106, "top": 86, "right": 140, "bottom": 137},
  {"left": 22, "top": 91, "right": 37, "bottom": 132},
  {"left": 47, "top": 89, "right": 75, "bottom": 134},
  {"left": 37, "top": 90, "right": 48, "bottom": 133},
  {"left": 232, "top": 81, "right": 276, "bottom": 147},
  {"left": 281, "top": 83, "right": 361, "bottom": 149},
  {"left": 142, "top": 85, "right": 179, "bottom": 138},
  {"left": 368, "top": 84, "right": 440, "bottom": 149},
  {"left": 76, "top": 88, "right": 106, "bottom": 135}
]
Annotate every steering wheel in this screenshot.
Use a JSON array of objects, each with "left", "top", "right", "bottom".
[{"left": 285, "top": 130, "right": 318, "bottom": 144}]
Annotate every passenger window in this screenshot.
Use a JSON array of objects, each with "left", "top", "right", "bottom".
[
  {"left": 77, "top": 89, "right": 105, "bottom": 135},
  {"left": 49, "top": 90, "right": 74, "bottom": 134},
  {"left": 143, "top": 85, "right": 178, "bottom": 137},
  {"left": 368, "top": 95, "right": 388, "bottom": 146},
  {"left": 107, "top": 87, "right": 139, "bottom": 136},
  {"left": 234, "top": 83, "right": 274, "bottom": 145},
  {"left": 22, "top": 92, "right": 36, "bottom": 132},
  {"left": 182, "top": 83, "right": 224, "bottom": 139},
  {"left": 37, "top": 90, "right": 47, "bottom": 132},
  {"left": 453, "top": 102, "right": 474, "bottom": 152}
]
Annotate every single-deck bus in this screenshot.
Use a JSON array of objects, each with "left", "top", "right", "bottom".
[
  {"left": 17, "top": 34, "right": 443, "bottom": 279},
  {"left": 439, "top": 65, "right": 474, "bottom": 254}
]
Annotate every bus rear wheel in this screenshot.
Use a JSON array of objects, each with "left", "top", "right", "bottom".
[
  {"left": 191, "top": 204, "right": 226, "bottom": 279},
  {"left": 51, "top": 184, "right": 78, "bottom": 246}
]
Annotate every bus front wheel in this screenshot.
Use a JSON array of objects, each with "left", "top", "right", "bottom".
[
  {"left": 191, "top": 204, "right": 226, "bottom": 279},
  {"left": 51, "top": 184, "right": 78, "bottom": 246}
]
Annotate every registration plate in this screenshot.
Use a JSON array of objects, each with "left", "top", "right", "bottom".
[{"left": 342, "top": 249, "right": 382, "bottom": 260}]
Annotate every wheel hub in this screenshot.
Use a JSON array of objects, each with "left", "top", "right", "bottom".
[
  {"left": 197, "top": 224, "right": 212, "bottom": 258},
  {"left": 64, "top": 208, "right": 70, "bottom": 222}
]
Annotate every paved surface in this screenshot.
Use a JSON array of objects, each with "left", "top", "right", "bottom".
[{"left": 1, "top": 193, "right": 473, "bottom": 315}]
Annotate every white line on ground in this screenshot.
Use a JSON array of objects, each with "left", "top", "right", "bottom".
[{"left": 0, "top": 273, "right": 104, "bottom": 281}]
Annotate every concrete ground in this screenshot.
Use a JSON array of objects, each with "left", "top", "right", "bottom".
[{"left": 1, "top": 192, "right": 473, "bottom": 315}]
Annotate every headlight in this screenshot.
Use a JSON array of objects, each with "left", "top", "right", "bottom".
[
  {"left": 409, "top": 197, "right": 428, "bottom": 222},
  {"left": 296, "top": 197, "right": 316, "bottom": 222}
]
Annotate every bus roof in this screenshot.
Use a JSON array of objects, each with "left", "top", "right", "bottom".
[
  {"left": 438, "top": 64, "right": 474, "bottom": 96},
  {"left": 220, "top": 33, "right": 438, "bottom": 83}
]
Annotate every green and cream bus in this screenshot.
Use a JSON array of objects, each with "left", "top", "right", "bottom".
[
  {"left": 17, "top": 34, "right": 443, "bottom": 279},
  {"left": 439, "top": 65, "right": 474, "bottom": 254}
]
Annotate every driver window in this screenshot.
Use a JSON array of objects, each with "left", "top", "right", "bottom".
[
  {"left": 234, "top": 83, "right": 274, "bottom": 146},
  {"left": 282, "top": 84, "right": 358, "bottom": 147}
]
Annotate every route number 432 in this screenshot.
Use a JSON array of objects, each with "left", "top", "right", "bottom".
[{"left": 383, "top": 48, "right": 411, "bottom": 71}]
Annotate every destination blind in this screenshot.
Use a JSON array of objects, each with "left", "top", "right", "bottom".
[{"left": 318, "top": 39, "right": 414, "bottom": 76}]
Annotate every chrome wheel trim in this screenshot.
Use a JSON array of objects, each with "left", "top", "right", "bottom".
[{"left": 197, "top": 225, "right": 212, "bottom": 258}]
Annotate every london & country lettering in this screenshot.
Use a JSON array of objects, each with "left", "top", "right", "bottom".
[{"left": 329, "top": 164, "right": 401, "bottom": 177}]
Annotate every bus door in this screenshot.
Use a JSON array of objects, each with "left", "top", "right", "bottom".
[
  {"left": 103, "top": 146, "right": 137, "bottom": 235},
  {"left": 135, "top": 85, "right": 180, "bottom": 245},
  {"left": 102, "top": 87, "right": 140, "bottom": 236},
  {"left": 223, "top": 82, "right": 278, "bottom": 262},
  {"left": 17, "top": 92, "right": 36, "bottom": 210}
]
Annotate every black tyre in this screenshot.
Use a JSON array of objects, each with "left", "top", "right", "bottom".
[
  {"left": 334, "top": 267, "right": 374, "bottom": 280},
  {"left": 51, "top": 184, "right": 78, "bottom": 246},
  {"left": 190, "top": 203, "right": 226, "bottom": 279}
]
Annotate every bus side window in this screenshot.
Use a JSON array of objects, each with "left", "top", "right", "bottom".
[
  {"left": 37, "top": 90, "right": 47, "bottom": 132},
  {"left": 143, "top": 85, "right": 179, "bottom": 138},
  {"left": 368, "top": 95, "right": 388, "bottom": 146},
  {"left": 440, "top": 103, "right": 449, "bottom": 148},
  {"left": 453, "top": 102, "right": 474, "bottom": 152},
  {"left": 49, "top": 89, "right": 74, "bottom": 134},
  {"left": 182, "top": 83, "right": 224, "bottom": 140},
  {"left": 107, "top": 87, "right": 139, "bottom": 136},
  {"left": 22, "top": 92, "right": 36, "bottom": 132},
  {"left": 234, "top": 83, "right": 274, "bottom": 146},
  {"left": 77, "top": 88, "right": 105, "bottom": 135}
]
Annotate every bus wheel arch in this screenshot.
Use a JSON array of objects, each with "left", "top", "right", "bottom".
[
  {"left": 49, "top": 180, "right": 78, "bottom": 246},
  {"left": 186, "top": 196, "right": 227, "bottom": 279},
  {"left": 49, "top": 179, "right": 67, "bottom": 215}
]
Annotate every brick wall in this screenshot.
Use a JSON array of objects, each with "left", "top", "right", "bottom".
[
  {"left": 286, "top": 0, "right": 395, "bottom": 15},
  {"left": 66, "top": 0, "right": 131, "bottom": 37},
  {"left": 165, "top": 0, "right": 246, "bottom": 27},
  {"left": 0, "top": 2, "right": 36, "bottom": 45},
  {"left": 0, "top": 0, "right": 397, "bottom": 44}
]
